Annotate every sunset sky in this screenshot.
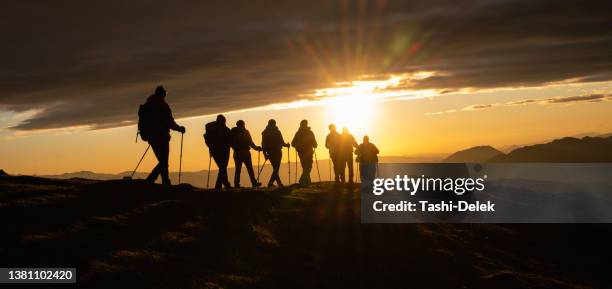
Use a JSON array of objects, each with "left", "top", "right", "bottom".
[{"left": 1, "top": 0, "right": 611, "bottom": 175}]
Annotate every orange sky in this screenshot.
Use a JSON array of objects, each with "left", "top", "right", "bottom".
[
  {"left": 1, "top": 79, "right": 611, "bottom": 175},
  {"left": 3, "top": 1, "right": 612, "bottom": 175}
]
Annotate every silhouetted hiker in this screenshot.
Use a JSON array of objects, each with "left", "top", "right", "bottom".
[
  {"left": 262, "top": 119, "right": 290, "bottom": 187},
  {"left": 291, "top": 119, "right": 318, "bottom": 185},
  {"left": 356, "top": 135, "right": 379, "bottom": 189},
  {"left": 230, "top": 120, "right": 263, "bottom": 188},
  {"left": 204, "top": 114, "right": 232, "bottom": 190},
  {"left": 325, "top": 124, "right": 342, "bottom": 182},
  {"left": 339, "top": 127, "right": 358, "bottom": 183},
  {"left": 138, "top": 86, "right": 186, "bottom": 185}
]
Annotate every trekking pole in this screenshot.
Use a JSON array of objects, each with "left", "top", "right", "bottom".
[
  {"left": 294, "top": 149, "right": 298, "bottom": 184},
  {"left": 130, "top": 144, "right": 150, "bottom": 179},
  {"left": 314, "top": 150, "right": 321, "bottom": 183},
  {"left": 356, "top": 161, "right": 360, "bottom": 183},
  {"left": 257, "top": 151, "right": 261, "bottom": 176},
  {"left": 178, "top": 132, "right": 184, "bottom": 184},
  {"left": 328, "top": 158, "right": 332, "bottom": 181},
  {"left": 206, "top": 154, "right": 212, "bottom": 189},
  {"left": 257, "top": 158, "right": 268, "bottom": 182},
  {"left": 287, "top": 146, "right": 291, "bottom": 184}
]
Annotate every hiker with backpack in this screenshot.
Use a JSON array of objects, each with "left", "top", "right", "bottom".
[
  {"left": 204, "top": 114, "right": 232, "bottom": 190},
  {"left": 138, "top": 86, "right": 186, "bottom": 185},
  {"left": 325, "top": 124, "right": 342, "bottom": 182},
  {"left": 261, "top": 119, "right": 290, "bottom": 187},
  {"left": 355, "top": 135, "right": 379, "bottom": 190},
  {"left": 230, "top": 120, "right": 263, "bottom": 188},
  {"left": 291, "top": 119, "right": 317, "bottom": 185},
  {"left": 339, "top": 127, "right": 358, "bottom": 184}
]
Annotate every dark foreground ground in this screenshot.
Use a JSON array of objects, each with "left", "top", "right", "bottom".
[{"left": 1, "top": 174, "right": 611, "bottom": 289}]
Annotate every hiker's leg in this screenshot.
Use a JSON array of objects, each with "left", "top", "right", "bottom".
[
  {"left": 212, "top": 154, "right": 223, "bottom": 189},
  {"left": 364, "top": 163, "right": 376, "bottom": 184},
  {"left": 361, "top": 162, "right": 376, "bottom": 191},
  {"left": 339, "top": 157, "right": 347, "bottom": 182},
  {"left": 146, "top": 140, "right": 163, "bottom": 183},
  {"left": 347, "top": 154, "right": 354, "bottom": 183},
  {"left": 299, "top": 152, "right": 312, "bottom": 184},
  {"left": 268, "top": 159, "right": 278, "bottom": 186},
  {"left": 243, "top": 154, "right": 258, "bottom": 186},
  {"left": 360, "top": 162, "right": 367, "bottom": 183},
  {"left": 218, "top": 163, "right": 228, "bottom": 188},
  {"left": 274, "top": 160, "right": 283, "bottom": 185},
  {"left": 220, "top": 151, "right": 231, "bottom": 188},
  {"left": 331, "top": 155, "right": 341, "bottom": 181},
  {"left": 159, "top": 140, "right": 170, "bottom": 184},
  {"left": 270, "top": 151, "right": 283, "bottom": 186},
  {"left": 233, "top": 155, "right": 242, "bottom": 187},
  {"left": 297, "top": 152, "right": 305, "bottom": 184},
  {"left": 305, "top": 153, "right": 313, "bottom": 184}
]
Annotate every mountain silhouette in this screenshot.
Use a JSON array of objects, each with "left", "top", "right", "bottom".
[
  {"left": 0, "top": 169, "right": 9, "bottom": 177},
  {"left": 43, "top": 170, "right": 119, "bottom": 180},
  {"left": 443, "top": 146, "right": 504, "bottom": 163},
  {"left": 490, "top": 136, "right": 612, "bottom": 162}
]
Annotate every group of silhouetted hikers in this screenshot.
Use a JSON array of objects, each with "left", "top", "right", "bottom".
[{"left": 137, "top": 86, "right": 379, "bottom": 189}]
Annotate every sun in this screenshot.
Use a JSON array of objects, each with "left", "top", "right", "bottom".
[
  {"left": 307, "top": 73, "right": 437, "bottom": 137},
  {"left": 317, "top": 77, "right": 402, "bottom": 136},
  {"left": 324, "top": 94, "right": 375, "bottom": 136}
]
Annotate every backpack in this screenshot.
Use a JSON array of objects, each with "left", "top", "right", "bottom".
[
  {"left": 204, "top": 121, "right": 230, "bottom": 149},
  {"left": 204, "top": 122, "right": 215, "bottom": 147},
  {"left": 262, "top": 127, "right": 283, "bottom": 152},
  {"left": 137, "top": 102, "right": 154, "bottom": 142},
  {"left": 292, "top": 128, "right": 315, "bottom": 152}
]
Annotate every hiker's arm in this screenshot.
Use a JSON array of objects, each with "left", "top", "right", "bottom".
[
  {"left": 247, "top": 132, "right": 262, "bottom": 151},
  {"left": 290, "top": 133, "right": 298, "bottom": 148},
  {"left": 172, "top": 122, "right": 185, "bottom": 133},
  {"left": 166, "top": 105, "right": 185, "bottom": 133},
  {"left": 312, "top": 132, "right": 318, "bottom": 148}
]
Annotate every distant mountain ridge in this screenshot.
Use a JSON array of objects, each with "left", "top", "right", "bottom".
[
  {"left": 48, "top": 171, "right": 120, "bottom": 180},
  {"left": 38, "top": 156, "right": 446, "bottom": 187},
  {"left": 440, "top": 135, "right": 612, "bottom": 163},
  {"left": 16, "top": 134, "right": 612, "bottom": 186},
  {"left": 490, "top": 136, "right": 612, "bottom": 162},
  {"left": 443, "top": 146, "right": 503, "bottom": 163}
]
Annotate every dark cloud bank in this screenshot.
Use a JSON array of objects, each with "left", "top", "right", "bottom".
[{"left": 1, "top": 0, "right": 611, "bottom": 130}]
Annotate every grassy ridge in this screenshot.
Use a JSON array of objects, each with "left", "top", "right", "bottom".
[{"left": 0, "top": 176, "right": 609, "bottom": 288}]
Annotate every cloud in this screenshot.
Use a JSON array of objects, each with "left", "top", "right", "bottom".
[
  {"left": 425, "top": 94, "right": 612, "bottom": 115},
  {"left": 463, "top": 104, "right": 494, "bottom": 111},
  {"left": 545, "top": 94, "right": 608, "bottom": 103},
  {"left": 424, "top": 109, "right": 457, "bottom": 116},
  {"left": 2, "top": 0, "right": 612, "bottom": 130}
]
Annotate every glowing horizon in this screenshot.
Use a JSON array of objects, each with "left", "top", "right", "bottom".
[{"left": 1, "top": 77, "right": 612, "bottom": 176}]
